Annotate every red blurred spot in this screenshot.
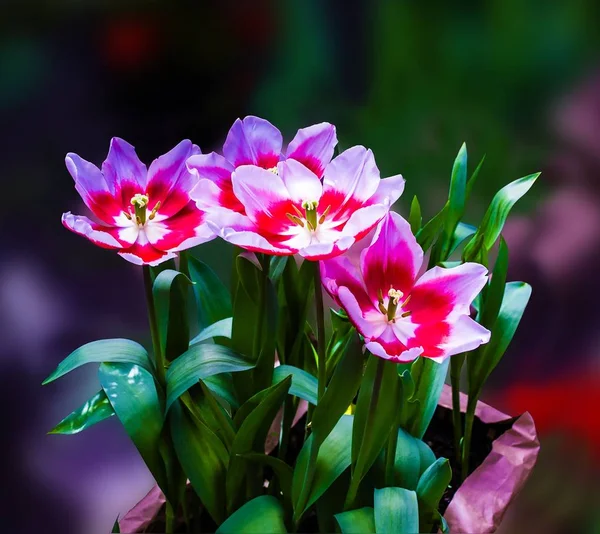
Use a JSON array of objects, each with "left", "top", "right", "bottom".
[
  {"left": 101, "top": 18, "right": 160, "bottom": 71},
  {"left": 499, "top": 372, "right": 600, "bottom": 457}
]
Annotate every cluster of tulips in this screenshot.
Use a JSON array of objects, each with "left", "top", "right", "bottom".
[{"left": 45, "top": 116, "right": 538, "bottom": 533}]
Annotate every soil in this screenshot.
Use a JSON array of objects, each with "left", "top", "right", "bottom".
[{"left": 136, "top": 404, "right": 514, "bottom": 532}]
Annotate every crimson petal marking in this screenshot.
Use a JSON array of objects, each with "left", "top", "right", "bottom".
[
  {"left": 286, "top": 122, "right": 337, "bottom": 177},
  {"left": 62, "top": 212, "right": 125, "bottom": 250},
  {"left": 322, "top": 146, "right": 380, "bottom": 220},
  {"left": 366, "top": 340, "right": 423, "bottom": 363},
  {"left": 431, "top": 315, "right": 491, "bottom": 361},
  {"left": 147, "top": 201, "right": 213, "bottom": 252},
  {"left": 219, "top": 228, "right": 295, "bottom": 256},
  {"left": 146, "top": 140, "right": 201, "bottom": 217},
  {"left": 65, "top": 154, "right": 125, "bottom": 225},
  {"left": 187, "top": 153, "right": 245, "bottom": 213},
  {"left": 406, "top": 263, "right": 488, "bottom": 324},
  {"left": 321, "top": 255, "right": 371, "bottom": 309},
  {"left": 101, "top": 138, "right": 147, "bottom": 207},
  {"left": 118, "top": 241, "right": 177, "bottom": 266},
  {"left": 361, "top": 213, "right": 423, "bottom": 304},
  {"left": 223, "top": 116, "right": 282, "bottom": 169},
  {"left": 338, "top": 286, "right": 387, "bottom": 341}
]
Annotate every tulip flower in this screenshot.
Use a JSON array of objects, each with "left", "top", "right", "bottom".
[
  {"left": 62, "top": 138, "right": 213, "bottom": 265},
  {"left": 190, "top": 141, "right": 404, "bottom": 261},
  {"left": 321, "top": 212, "right": 491, "bottom": 362},
  {"left": 186, "top": 115, "right": 338, "bottom": 216}
]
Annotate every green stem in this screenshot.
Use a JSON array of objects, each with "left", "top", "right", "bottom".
[
  {"left": 344, "top": 356, "right": 385, "bottom": 510},
  {"left": 179, "top": 250, "right": 190, "bottom": 278},
  {"left": 450, "top": 354, "right": 465, "bottom": 465},
  {"left": 143, "top": 265, "right": 166, "bottom": 386},
  {"left": 313, "top": 262, "right": 327, "bottom": 400},
  {"left": 165, "top": 501, "right": 175, "bottom": 534},
  {"left": 384, "top": 423, "right": 398, "bottom": 487},
  {"left": 461, "top": 396, "right": 477, "bottom": 481}
]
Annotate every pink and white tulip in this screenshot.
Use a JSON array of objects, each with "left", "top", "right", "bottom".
[
  {"left": 188, "top": 117, "right": 404, "bottom": 261},
  {"left": 62, "top": 138, "right": 214, "bottom": 265},
  {"left": 321, "top": 212, "right": 491, "bottom": 362}
]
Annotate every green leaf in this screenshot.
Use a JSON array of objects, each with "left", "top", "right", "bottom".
[
  {"left": 190, "top": 317, "right": 233, "bottom": 346},
  {"left": 416, "top": 207, "right": 445, "bottom": 252},
  {"left": 417, "top": 458, "right": 452, "bottom": 532},
  {"left": 335, "top": 507, "right": 375, "bottom": 534},
  {"left": 170, "top": 401, "right": 228, "bottom": 525},
  {"left": 43, "top": 339, "right": 152, "bottom": 385},
  {"left": 311, "top": 332, "right": 363, "bottom": 445},
  {"left": 49, "top": 390, "right": 114, "bottom": 434},
  {"left": 273, "top": 365, "right": 318, "bottom": 405},
  {"left": 468, "top": 282, "right": 532, "bottom": 399},
  {"left": 98, "top": 363, "right": 167, "bottom": 494},
  {"left": 351, "top": 357, "right": 399, "bottom": 479},
  {"left": 188, "top": 256, "right": 232, "bottom": 330},
  {"left": 445, "top": 143, "right": 467, "bottom": 236},
  {"left": 226, "top": 377, "right": 292, "bottom": 513},
  {"left": 152, "top": 269, "right": 192, "bottom": 362},
  {"left": 111, "top": 517, "right": 120, "bottom": 533},
  {"left": 391, "top": 427, "right": 436, "bottom": 490},
  {"left": 463, "top": 172, "right": 539, "bottom": 261},
  {"left": 239, "top": 453, "right": 294, "bottom": 513},
  {"left": 165, "top": 344, "right": 254, "bottom": 411},
  {"left": 374, "top": 487, "right": 419, "bottom": 534},
  {"left": 417, "top": 458, "right": 452, "bottom": 510},
  {"left": 216, "top": 496, "right": 287, "bottom": 534},
  {"left": 479, "top": 237, "right": 509, "bottom": 329},
  {"left": 292, "top": 415, "right": 353, "bottom": 516},
  {"left": 236, "top": 253, "right": 261, "bottom": 304},
  {"left": 400, "top": 357, "right": 449, "bottom": 439},
  {"left": 204, "top": 373, "right": 239, "bottom": 409},
  {"left": 269, "top": 255, "right": 288, "bottom": 282},
  {"left": 408, "top": 195, "right": 422, "bottom": 234},
  {"left": 449, "top": 222, "right": 477, "bottom": 256}
]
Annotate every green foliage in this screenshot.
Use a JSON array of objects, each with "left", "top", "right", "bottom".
[
  {"left": 374, "top": 487, "right": 420, "bottom": 534},
  {"left": 216, "top": 496, "right": 287, "bottom": 534},
  {"left": 188, "top": 256, "right": 232, "bottom": 330},
  {"left": 49, "top": 390, "right": 114, "bottom": 434}
]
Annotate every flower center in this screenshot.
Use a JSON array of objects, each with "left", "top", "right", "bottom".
[
  {"left": 267, "top": 166, "right": 279, "bottom": 175},
  {"left": 285, "top": 200, "right": 331, "bottom": 232},
  {"left": 126, "top": 194, "right": 161, "bottom": 226},
  {"left": 378, "top": 286, "right": 412, "bottom": 322}
]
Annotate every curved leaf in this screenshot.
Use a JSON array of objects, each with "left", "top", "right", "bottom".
[
  {"left": 226, "top": 377, "right": 292, "bottom": 513},
  {"left": 292, "top": 415, "right": 353, "bottom": 518},
  {"left": 49, "top": 390, "right": 115, "bottom": 434},
  {"left": 374, "top": 487, "right": 419, "bottom": 534},
  {"left": 272, "top": 365, "right": 318, "bottom": 405},
  {"left": 99, "top": 363, "right": 167, "bottom": 493},
  {"left": 239, "top": 453, "right": 293, "bottom": 513},
  {"left": 408, "top": 195, "right": 422, "bottom": 234},
  {"left": 153, "top": 269, "right": 192, "bottom": 361},
  {"left": 170, "top": 401, "right": 228, "bottom": 525},
  {"left": 216, "top": 496, "right": 287, "bottom": 534},
  {"left": 190, "top": 317, "right": 233, "bottom": 346},
  {"left": 166, "top": 344, "right": 254, "bottom": 411},
  {"left": 204, "top": 373, "right": 239, "bottom": 410},
  {"left": 335, "top": 507, "right": 375, "bottom": 534},
  {"left": 188, "top": 256, "right": 232, "bottom": 330},
  {"left": 416, "top": 458, "right": 452, "bottom": 532},
  {"left": 43, "top": 339, "right": 151, "bottom": 385}
]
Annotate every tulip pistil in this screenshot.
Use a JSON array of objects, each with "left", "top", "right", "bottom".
[
  {"left": 129, "top": 194, "right": 160, "bottom": 226},
  {"left": 302, "top": 199, "right": 319, "bottom": 231}
]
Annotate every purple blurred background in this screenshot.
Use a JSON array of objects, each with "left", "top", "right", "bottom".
[{"left": 2, "top": 1, "right": 600, "bottom": 532}]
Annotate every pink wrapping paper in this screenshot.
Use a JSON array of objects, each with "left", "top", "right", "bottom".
[
  {"left": 120, "top": 390, "right": 539, "bottom": 533},
  {"left": 439, "top": 385, "right": 540, "bottom": 533}
]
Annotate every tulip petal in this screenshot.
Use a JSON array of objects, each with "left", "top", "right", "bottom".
[
  {"left": 406, "top": 263, "right": 488, "bottom": 324},
  {"left": 62, "top": 212, "right": 126, "bottom": 249},
  {"left": 146, "top": 201, "right": 214, "bottom": 252},
  {"left": 101, "top": 138, "right": 147, "bottom": 207},
  {"left": 340, "top": 203, "right": 388, "bottom": 243},
  {"left": 231, "top": 165, "right": 295, "bottom": 234},
  {"left": 187, "top": 153, "right": 244, "bottom": 214},
  {"left": 368, "top": 174, "right": 405, "bottom": 207},
  {"left": 223, "top": 116, "right": 282, "bottom": 169},
  {"left": 278, "top": 159, "right": 323, "bottom": 205},
  {"left": 146, "top": 140, "right": 201, "bottom": 217},
  {"left": 286, "top": 122, "right": 337, "bottom": 177},
  {"left": 65, "top": 153, "right": 125, "bottom": 225},
  {"left": 321, "top": 146, "right": 381, "bottom": 222},
  {"left": 361, "top": 213, "right": 423, "bottom": 304},
  {"left": 338, "top": 286, "right": 387, "bottom": 340},
  {"left": 118, "top": 230, "right": 178, "bottom": 266},
  {"left": 219, "top": 228, "right": 294, "bottom": 256},
  {"left": 433, "top": 315, "right": 491, "bottom": 360},
  {"left": 320, "top": 255, "right": 370, "bottom": 308}
]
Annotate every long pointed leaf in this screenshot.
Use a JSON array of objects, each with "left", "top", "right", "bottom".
[
  {"left": 190, "top": 317, "right": 233, "bottom": 346},
  {"left": 188, "top": 256, "right": 232, "bottom": 330},
  {"left": 374, "top": 487, "right": 419, "bottom": 534},
  {"left": 216, "top": 496, "right": 287, "bottom": 534},
  {"left": 49, "top": 390, "right": 114, "bottom": 434},
  {"left": 335, "top": 507, "right": 375, "bottom": 534}
]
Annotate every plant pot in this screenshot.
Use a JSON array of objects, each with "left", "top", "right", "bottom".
[{"left": 119, "top": 389, "right": 539, "bottom": 533}]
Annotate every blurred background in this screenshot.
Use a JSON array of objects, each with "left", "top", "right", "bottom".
[{"left": 2, "top": 0, "right": 600, "bottom": 532}]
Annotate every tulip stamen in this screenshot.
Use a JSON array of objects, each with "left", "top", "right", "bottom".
[
  {"left": 318, "top": 205, "right": 331, "bottom": 225},
  {"left": 286, "top": 213, "right": 305, "bottom": 227}
]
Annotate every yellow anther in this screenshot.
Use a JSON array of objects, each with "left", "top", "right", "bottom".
[
  {"left": 130, "top": 193, "right": 149, "bottom": 208},
  {"left": 286, "top": 213, "right": 305, "bottom": 227},
  {"left": 267, "top": 166, "right": 279, "bottom": 175},
  {"left": 148, "top": 201, "right": 161, "bottom": 221},
  {"left": 318, "top": 204, "right": 331, "bottom": 225},
  {"left": 388, "top": 288, "right": 403, "bottom": 306}
]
